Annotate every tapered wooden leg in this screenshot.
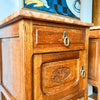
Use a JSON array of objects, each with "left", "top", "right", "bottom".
[
  {"left": 1, "top": 93, "right": 7, "bottom": 100},
  {"left": 98, "top": 85, "right": 100, "bottom": 100},
  {"left": 0, "top": 92, "right": 1, "bottom": 100},
  {"left": 80, "top": 97, "right": 84, "bottom": 100},
  {"left": 98, "top": 52, "right": 100, "bottom": 100}
]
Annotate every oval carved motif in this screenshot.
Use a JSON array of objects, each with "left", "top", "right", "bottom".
[{"left": 51, "top": 67, "right": 71, "bottom": 82}]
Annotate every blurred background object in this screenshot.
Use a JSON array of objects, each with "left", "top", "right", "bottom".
[{"left": 92, "top": 0, "right": 100, "bottom": 26}]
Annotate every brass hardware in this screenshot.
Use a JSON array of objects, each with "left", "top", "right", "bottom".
[
  {"left": 80, "top": 66, "right": 86, "bottom": 78},
  {"left": 63, "top": 31, "right": 69, "bottom": 47}
]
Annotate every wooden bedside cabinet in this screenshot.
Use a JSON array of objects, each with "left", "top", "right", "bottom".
[
  {"left": 88, "top": 26, "right": 100, "bottom": 100},
  {"left": 0, "top": 10, "right": 92, "bottom": 100}
]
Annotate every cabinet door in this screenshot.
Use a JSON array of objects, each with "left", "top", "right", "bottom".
[
  {"left": 33, "top": 51, "right": 87, "bottom": 100},
  {"left": 88, "top": 39, "right": 100, "bottom": 85}
]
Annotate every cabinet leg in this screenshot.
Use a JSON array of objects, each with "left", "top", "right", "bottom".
[
  {"left": 98, "top": 86, "right": 100, "bottom": 100},
  {"left": 0, "top": 92, "right": 1, "bottom": 100},
  {"left": 79, "top": 97, "right": 84, "bottom": 100},
  {"left": 1, "top": 93, "right": 6, "bottom": 100}
]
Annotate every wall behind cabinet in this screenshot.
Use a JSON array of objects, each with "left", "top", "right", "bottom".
[
  {"left": 81, "top": 0, "right": 93, "bottom": 23},
  {"left": 0, "top": 0, "right": 92, "bottom": 23}
]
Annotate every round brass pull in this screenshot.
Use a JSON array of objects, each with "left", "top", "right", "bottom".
[
  {"left": 63, "top": 31, "right": 69, "bottom": 47},
  {"left": 80, "top": 66, "right": 86, "bottom": 78}
]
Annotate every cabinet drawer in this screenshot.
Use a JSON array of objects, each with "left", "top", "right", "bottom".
[
  {"left": 33, "top": 25, "right": 85, "bottom": 53},
  {"left": 33, "top": 51, "right": 86, "bottom": 100}
]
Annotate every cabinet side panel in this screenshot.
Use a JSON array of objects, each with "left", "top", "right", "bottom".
[
  {"left": 1, "top": 38, "right": 24, "bottom": 100},
  {"left": 0, "top": 39, "right": 2, "bottom": 84},
  {"left": 0, "top": 21, "right": 20, "bottom": 38}
]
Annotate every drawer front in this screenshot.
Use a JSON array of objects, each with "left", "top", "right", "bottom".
[
  {"left": 33, "top": 25, "right": 85, "bottom": 53},
  {"left": 33, "top": 51, "right": 86, "bottom": 100}
]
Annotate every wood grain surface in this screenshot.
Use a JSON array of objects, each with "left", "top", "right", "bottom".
[
  {"left": 92, "top": 0, "right": 100, "bottom": 26},
  {"left": 0, "top": 11, "right": 90, "bottom": 100}
]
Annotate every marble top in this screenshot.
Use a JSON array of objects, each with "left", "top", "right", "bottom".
[
  {"left": 90, "top": 26, "right": 100, "bottom": 30},
  {"left": 0, "top": 9, "right": 93, "bottom": 28}
]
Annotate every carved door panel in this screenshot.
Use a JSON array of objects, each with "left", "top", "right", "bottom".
[{"left": 33, "top": 51, "right": 86, "bottom": 100}]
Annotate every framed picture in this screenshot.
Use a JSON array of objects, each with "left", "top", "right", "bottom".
[{"left": 22, "top": 0, "right": 80, "bottom": 19}]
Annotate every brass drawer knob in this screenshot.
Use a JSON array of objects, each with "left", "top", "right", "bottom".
[
  {"left": 63, "top": 31, "right": 69, "bottom": 47},
  {"left": 80, "top": 66, "right": 86, "bottom": 78}
]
